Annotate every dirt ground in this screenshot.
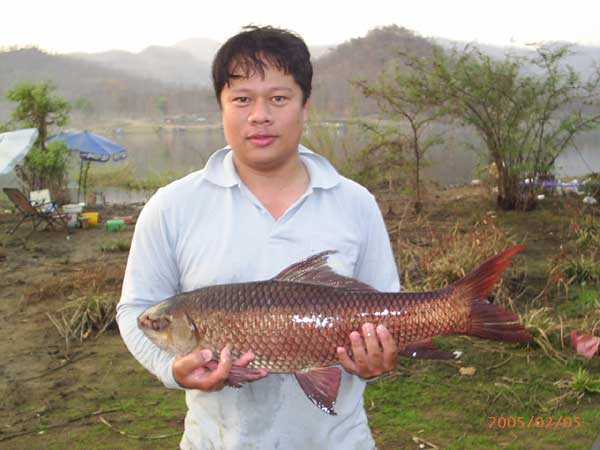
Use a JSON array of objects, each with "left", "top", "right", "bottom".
[{"left": 0, "top": 204, "right": 188, "bottom": 449}]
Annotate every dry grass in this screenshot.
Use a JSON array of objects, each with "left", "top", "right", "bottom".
[
  {"left": 395, "top": 214, "right": 522, "bottom": 309},
  {"left": 520, "top": 307, "right": 567, "bottom": 364},
  {"left": 543, "top": 214, "right": 600, "bottom": 300},
  {"left": 25, "top": 262, "right": 125, "bottom": 356},
  {"left": 47, "top": 294, "right": 118, "bottom": 355},
  {"left": 24, "top": 263, "right": 124, "bottom": 303}
]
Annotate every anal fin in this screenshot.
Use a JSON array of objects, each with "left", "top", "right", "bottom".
[
  {"left": 295, "top": 366, "right": 342, "bottom": 415},
  {"left": 400, "top": 338, "right": 460, "bottom": 360}
]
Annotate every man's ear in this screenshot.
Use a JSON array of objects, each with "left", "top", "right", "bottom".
[{"left": 303, "top": 97, "right": 311, "bottom": 122}]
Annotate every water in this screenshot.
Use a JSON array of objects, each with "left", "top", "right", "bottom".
[
  {"left": 104, "top": 124, "right": 599, "bottom": 203},
  {"left": 555, "top": 131, "right": 600, "bottom": 178},
  {"left": 109, "top": 126, "right": 226, "bottom": 177}
]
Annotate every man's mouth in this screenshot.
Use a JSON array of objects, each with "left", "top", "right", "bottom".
[{"left": 247, "top": 134, "right": 276, "bottom": 147}]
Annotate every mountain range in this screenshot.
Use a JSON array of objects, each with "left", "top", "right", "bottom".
[
  {"left": 70, "top": 38, "right": 334, "bottom": 88},
  {"left": 1, "top": 27, "right": 598, "bottom": 121}
]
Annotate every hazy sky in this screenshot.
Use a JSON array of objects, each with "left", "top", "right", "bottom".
[{"left": 2, "top": 0, "right": 599, "bottom": 53}]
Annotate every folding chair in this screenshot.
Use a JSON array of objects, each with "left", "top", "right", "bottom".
[
  {"left": 29, "top": 189, "right": 55, "bottom": 213},
  {"left": 3, "top": 187, "right": 69, "bottom": 237}
]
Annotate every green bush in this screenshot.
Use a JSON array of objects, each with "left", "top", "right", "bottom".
[
  {"left": 17, "top": 140, "right": 71, "bottom": 195},
  {"left": 581, "top": 172, "right": 600, "bottom": 201},
  {"left": 563, "top": 252, "right": 600, "bottom": 285},
  {"left": 26, "top": 141, "right": 70, "bottom": 180}
]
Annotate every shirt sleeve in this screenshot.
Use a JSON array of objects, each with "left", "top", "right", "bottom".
[
  {"left": 355, "top": 192, "right": 401, "bottom": 293},
  {"left": 116, "top": 189, "right": 184, "bottom": 390}
]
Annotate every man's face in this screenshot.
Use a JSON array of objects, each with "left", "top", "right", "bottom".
[{"left": 220, "top": 62, "right": 310, "bottom": 172}]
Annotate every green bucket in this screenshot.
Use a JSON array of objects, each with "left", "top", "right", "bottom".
[{"left": 106, "top": 219, "right": 125, "bottom": 232}]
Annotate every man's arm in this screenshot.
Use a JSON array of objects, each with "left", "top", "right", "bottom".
[
  {"left": 117, "top": 190, "right": 266, "bottom": 390},
  {"left": 337, "top": 192, "right": 400, "bottom": 378},
  {"left": 116, "top": 190, "right": 184, "bottom": 389}
]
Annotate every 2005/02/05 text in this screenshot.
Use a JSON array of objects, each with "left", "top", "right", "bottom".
[{"left": 488, "top": 416, "right": 581, "bottom": 429}]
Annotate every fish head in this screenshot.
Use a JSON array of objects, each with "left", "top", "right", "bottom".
[{"left": 137, "top": 300, "right": 200, "bottom": 355}]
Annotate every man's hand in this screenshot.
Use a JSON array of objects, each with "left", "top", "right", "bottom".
[
  {"left": 172, "top": 344, "right": 266, "bottom": 391},
  {"left": 337, "top": 323, "right": 397, "bottom": 379}
]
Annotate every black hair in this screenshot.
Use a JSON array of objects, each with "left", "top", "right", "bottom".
[{"left": 212, "top": 25, "right": 312, "bottom": 106}]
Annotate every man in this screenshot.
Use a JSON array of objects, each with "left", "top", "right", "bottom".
[{"left": 117, "top": 25, "right": 400, "bottom": 450}]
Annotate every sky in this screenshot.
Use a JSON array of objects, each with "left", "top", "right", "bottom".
[{"left": 1, "top": 0, "right": 599, "bottom": 54}]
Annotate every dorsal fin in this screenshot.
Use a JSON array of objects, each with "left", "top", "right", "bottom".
[{"left": 273, "top": 250, "right": 377, "bottom": 291}]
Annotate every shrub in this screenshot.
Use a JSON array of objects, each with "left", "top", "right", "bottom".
[
  {"left": 580, "top": 172, "right": 600, "bottom": 201},
  {"left": 16, "top": 140, "right": 71, "bottom": 196}
]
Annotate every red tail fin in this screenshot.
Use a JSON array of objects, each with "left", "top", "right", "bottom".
[{"left": 453, "top": 245, "right": 531, "bottom": 343}]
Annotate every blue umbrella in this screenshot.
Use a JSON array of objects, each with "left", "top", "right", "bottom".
[
  {"left": 47, "top": 130, "right": 127, "bottom": 202},
  {"left": 48, "top": 130, "right": 127, "bottom": 162}
]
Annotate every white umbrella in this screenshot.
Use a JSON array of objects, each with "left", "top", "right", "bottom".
[{"left": 0, "top": 128, "right": 39, "bottom": 175}]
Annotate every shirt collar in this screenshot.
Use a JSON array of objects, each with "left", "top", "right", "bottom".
[{"left": 203, "top": 145, "right": 342, "bottom": 190}]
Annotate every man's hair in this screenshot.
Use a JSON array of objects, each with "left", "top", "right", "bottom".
[{"left": 212, "top": 25, "right": 312, "bottom": 106}]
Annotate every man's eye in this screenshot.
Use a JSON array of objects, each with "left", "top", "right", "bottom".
[
  {"left": 234, "top": 97, "right": 249, "bottom": 104},
  {"left": 272, "top": 96, "right": 287, "bottom": 103}
]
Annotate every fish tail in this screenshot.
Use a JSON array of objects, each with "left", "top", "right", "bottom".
[
  {"left": 453, "top": 244, "right": 531, "bottom": 343},
  {"left": 468, "top": 301, "right": 531, "bottom": 343}
]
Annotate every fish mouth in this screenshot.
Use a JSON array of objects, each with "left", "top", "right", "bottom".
[{"left": 138, "top": 314, "right": 171, "bottom": 332}]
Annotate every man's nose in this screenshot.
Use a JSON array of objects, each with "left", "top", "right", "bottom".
[{"left": 248, "top": 98, "right": 272, "bottom": 124}]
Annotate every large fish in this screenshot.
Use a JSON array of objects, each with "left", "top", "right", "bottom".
[{"left": 138, "top": 245, "right": 531, "bottom": 414}]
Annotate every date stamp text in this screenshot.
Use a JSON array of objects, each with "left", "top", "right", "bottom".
[{"left": 488, "top": 416, "right": 581, "bottom": 430}]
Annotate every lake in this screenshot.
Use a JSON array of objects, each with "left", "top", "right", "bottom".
[
  {"left": 107, "top": 123, "right": 600, "bottom": 186},
  {"left": 1, "top": 123, "right": 598, "bottom": 204}
]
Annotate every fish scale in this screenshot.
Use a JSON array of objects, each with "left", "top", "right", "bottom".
[{"left": 139, "top": 246, "right": 531, "bottom": 414}]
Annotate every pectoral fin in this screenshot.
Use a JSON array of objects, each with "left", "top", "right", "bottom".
[
  {"left": 203, "top": 361, "right": 267, "bottom": 388},
  {"left": 294, "top": 366, "right": 342, "bottom": 415}
]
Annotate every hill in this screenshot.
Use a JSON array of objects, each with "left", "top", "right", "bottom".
[
  {"left": 312, "top": 25, "right": 437, "bottom": 117},
  {"left": 174, "top": 37, "right": 222, "bottom": 66},
  {"left": 312, "top": 28, "right": 600, "bottom": 117},
  {"left": 0, "top": 47, "right": 219, "bottom": 122},
  {"left": 437, "top": 38, "right": 600, "bottom": 77},
  {"left": 71, "top": 39, "right": 332, "bottom": 89},
  {"left": 72, "top": 45, "right": 211, "bottom": 87}
]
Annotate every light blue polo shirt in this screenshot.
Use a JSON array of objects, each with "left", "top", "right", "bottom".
[{"left": 117, "top": 145, "right": 400, "bottom": 450}]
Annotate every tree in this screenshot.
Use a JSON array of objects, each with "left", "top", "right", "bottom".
[
  {"left": 5, "top": 81, "right": 71, "bottom": 193},
  {"left": 300, "top": 104, "right": 392, "bottom": 191},
  {"left": 155, "top": 95, "right": 168, "bottom": 117},
  {"left": 356, "top": 61, "right": 446, "bottom": 213},
  {"left": 5, "top": 81, "right": 70, "bottom": 150},
  {"left": 352, "top": 122, "right": 408, "bottom": 194},
  {"left": 415, "top": 45, "right": 600, "bottom": 210}
]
